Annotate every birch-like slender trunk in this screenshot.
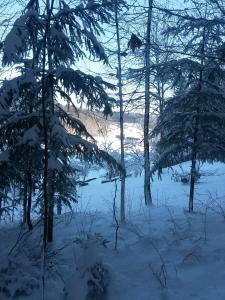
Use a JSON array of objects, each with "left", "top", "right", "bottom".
[
  {"left": 144, "top": 0, "right": 153, "bottom": 206},
  {"left": 115, "top": 1, "right": 126, "bottom": 223}
]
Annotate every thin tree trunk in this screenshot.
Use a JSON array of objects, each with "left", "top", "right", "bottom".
[
  {"left": 47, "top": 177, "right": 54, "bottom": 242},
  {"left": 115, "top": 0, "right": 126, "bottom": 223},
  {"left": 11, "top": 182, "right": 16, "bottom": 223},
  {"left": 47, "top": 205, "right": 54, "bottom": 242},
  {"left": 189, "top": 26, "right": 206, "bottom": 212},
  {"left": 27, "top": 171, "right": 33, "bottom": 230},
  {"left": 23, "top": 181, "right": 28, "bottom": 224},
  {"left": 144, "top": 0, "right": 153, "bottom": 206},
  {"left": 46, "top": 0, "right": 55, "bottom": 242},
  {"left": 0, "top": 191, "right": 3, "bottom": 222},
  {"left": 41, "top": 42, "right": 49, "bottom": 249},
  {"left": 41, "top": 0, "right": 55, "bottom": 248},
  {"left": 189, "top": 157, "right": 196, "bottom": 212}
]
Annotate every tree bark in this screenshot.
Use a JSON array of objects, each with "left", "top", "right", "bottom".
[
  {"left": 0, "top": 190, "right": 3, "bottom": 221},
  {"left": 46, "top": 0, "right": 55, "bottom": 242},
  {"left": 115, "top": 0, "right": 126, "bottom": 223},
  {"left": 27, "top": 171, "right": 33, "bottom": 230},
  {"left": 47, "top": 176, "right": 54, "bottom": 242},
  {"left": 189, "top": 26, "right": 206, "bottom": 212},
  {"left": 41, "top": 0, "right": 55, "bottom": 248},
  {"left": 144, "top": 0, "right": 153, "bottom": 206},
  {"left": 23, "top": 180, "right": 28, "bottom": 224}
]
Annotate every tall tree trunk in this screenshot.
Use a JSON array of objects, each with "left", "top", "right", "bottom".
[
  {"left": 144, "top": 0, "right": 153, "bottom": 206},
  {"left": 23, "top": 180, "right": 28, "bottom": 224},
  {"left": 27, "top": 171, "right": 33, "bottom": 230},
  {"left": 41, "top": 0, "right": 55, "bottom": 248},
  {"left": 189, "top": 155, "right": 196, "bottom": 212},
  {"left": 115, "top": 0, "right": 126, "bottom": 223},
  {"left": 0, "top": 191, "right": 2, "bottom": 221},
  {"left": 46, "top": 0, "right": 55, "bottom": 242},
  {"left": 189, "top": 26, "right": 206, "bottom": 212},
  {"left": 47, "top": 176, "right": 54, "bottom": 242},
  {"left": 41, "top": 38, "right": 49, "bottom": 249}
]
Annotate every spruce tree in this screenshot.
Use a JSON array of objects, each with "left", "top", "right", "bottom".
[
  {"left": 151, "top": 2, "right": 225, "bottom": 211},
  {"left": 0, "top": 0, "right": 119, "bottom": 243}
]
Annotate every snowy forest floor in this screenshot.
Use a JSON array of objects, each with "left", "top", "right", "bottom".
[{"left": 1, "top": 162, "right": 225, "bottom": 300}]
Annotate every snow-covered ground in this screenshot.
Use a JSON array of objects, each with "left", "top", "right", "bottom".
[
  {"left": 1, "top": 162, "right": 225, "bottom": 300},
  {"left": 77, "top": 161, "right": 225, "bottom": 213}
]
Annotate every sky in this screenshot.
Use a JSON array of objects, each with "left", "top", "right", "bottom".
[{"left": 0, "top": 0, "right": 193, "bottom": 111}]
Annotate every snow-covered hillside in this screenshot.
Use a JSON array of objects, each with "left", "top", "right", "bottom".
[
  {"left": 96, "top": 122, "right": 143, "bottom": 152},
  {"left": 1, "top": 162, "right": 225, "bottom": 300}
]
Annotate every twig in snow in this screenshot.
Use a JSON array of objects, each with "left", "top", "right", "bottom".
[
  {"left": 149, "top": 262, "right": 167, "bottom": 288},
  {"left": 8, "top": 219, "right": 41, "bottom": 256},
  {"left": 182, "top": 247, "right": 200, "bottom": 264},
  {"left": 166, "top": 206, "right": 182, "bottom": 237},
  {"left": 203, "top": 205, "right": 208, "bottom": 241}
]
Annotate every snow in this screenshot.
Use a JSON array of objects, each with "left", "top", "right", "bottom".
[
  {"left": 51, "top": 119, "right": 70, "bottom": 146},
  {"left": 96, "top": 122, "right": 143, "bottom": 152},
  {"left": 3, "top": 14, "right": 28, "bottom": 64},
  {"left": 1, "top": 160, "right": 225, "bottom": 299},
  {"left": 1, "top": 113, "right": 225, "bottom": 300},
  {"left": 22, "top": 125, "right": 40, "bottom": 146},
  {"left": 75, "top": 161, "right": 225, "bottom": 213}
]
